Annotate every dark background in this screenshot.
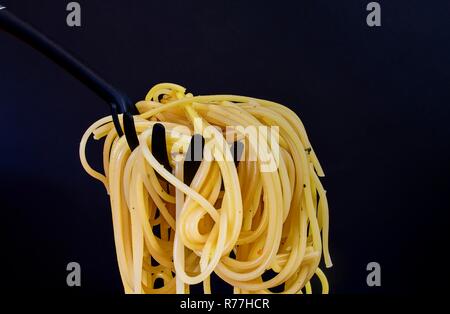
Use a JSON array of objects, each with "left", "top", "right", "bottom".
[{"left": 0, "top": 0, "right": 449, "bottom": 295}]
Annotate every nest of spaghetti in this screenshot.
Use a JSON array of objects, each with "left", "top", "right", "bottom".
[{"left": 80, "top": 83, "right": 332, "bottom": 294}]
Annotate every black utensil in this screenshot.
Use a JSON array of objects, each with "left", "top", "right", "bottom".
[
  {"left": 151, "top": 122, "right": 244, "bottom": 188},
  {"left": 0, "top": 6, "right": 139, "bottom": 150},
  {"left": 150, "top": 122, "right": 205, "bottom": 186}
]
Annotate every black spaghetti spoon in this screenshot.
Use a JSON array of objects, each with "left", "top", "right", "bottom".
[{"left": 0, "top": 5, "right": 139, "bottom": 150}]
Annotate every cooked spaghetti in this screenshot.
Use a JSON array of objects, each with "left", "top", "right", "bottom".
[{"left": 79, "top": 83, "right": 332, "bottom": 294}]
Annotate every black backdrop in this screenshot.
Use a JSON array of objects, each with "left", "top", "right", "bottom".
[{"left": 0, "top": 0, "right": 449, "bottom": 295}]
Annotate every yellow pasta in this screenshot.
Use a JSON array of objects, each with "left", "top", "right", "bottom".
[{"left": 79, "top": 83, "right": 332, "bottom": 294}]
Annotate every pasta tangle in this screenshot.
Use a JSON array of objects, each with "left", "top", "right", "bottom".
[{"left": 80, "top": 83, "right": 332, "bottom": 294}]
